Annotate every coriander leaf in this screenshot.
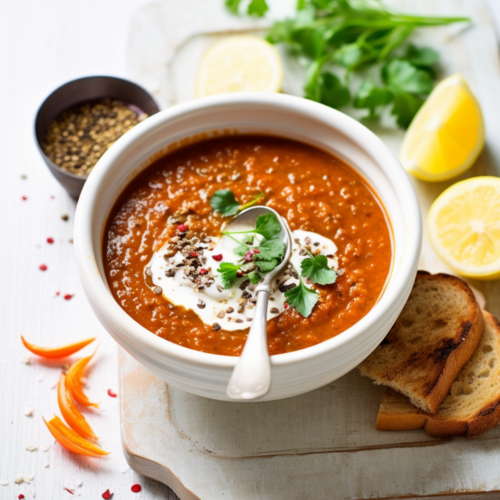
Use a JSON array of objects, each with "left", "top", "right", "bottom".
[
  {"left": 301, "top": 255, "right": 337, "bottom": 285},
  {"left": 256, "top": 259, "right": 279, "bottom": 272},
  {"left": 253, "top": 238, "right": 285, "bottom": 261},
  {"left": 225, "top": 0, "right": 242, "bottom": 14},
  {"left": 334, "top": 43, "right": 364, "bottom": 69},
  {"left": 391, "top": 91, "right": 424, "bottom": 129},
  {"left": 291, "top": 27, "right": 326, "bottom": 59},
  {"left": 210, "top": 189, "right": 263, "bottom": 217},
  {"left": 210, "top": 189, "right": 240, "bottom": 216},
  {"left": 266, "top": 19, "right": 295, "bottom": 45},
  {"left": 284, "top": 279, "right": 319, "bottom": 317},
  {"left": 233, "top": 243, "right": 250, "bottom": 257},
  {"left": 247, "top": 0, "right": 268, "bottom": 17},
  {"left": 304, "top": 60, "right": 324, "bottom": 102},
  {"left": 253, "top": 213, "right": 281, "bottom": 240},
  {"left": 318, "top": 72, "right": 350, "bottom": 109},
  {"left": 296, "top": 0, "right": 307, "bottom": 10},
  {"left": 404, "top": 44, "right": 439, "bottom": 69},
  {"left": 217, "top": 262, "right": 240, "bottom": 289},
  {"left": 248, "top": 270, "right": 263, "bottom": 284},
  {"left": 382, "top": 59, "right": 433, "bottom": 95},
  {"left": 353, "top": 81, "right": 393, "bottom": 118}
]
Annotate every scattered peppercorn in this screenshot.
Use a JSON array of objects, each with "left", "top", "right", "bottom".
[
  {"left": 177, "top": 224, "right": 188, "bottom": 232},
  {"left": 61, "top": 214, "right": 69, "bottom": 221},
  {"left": 42, "top": 98, "right": 147, "bottom": 177},
  {"left": 212, "top": 254, "right": 223, "bottom": 261},
  {"left": 131, "top": 484, "right": 142, "bottom": 493},
  {"left": 21, "top": 196, "right": 27, "bottom": 201},
  {"left": 108, "top": 389, "right": 117, "bottom": 398},
  {"left": 64, "top": 294, "right": 73, "bottom": 300},
  {"left": 47, "top": 237, "right": 54, "bottom": 244},
  {"left": 102, "top": 490, "right": 113, "bottom": 499},
  {"left": 39, "top": 264, "right": 48, "bottom": 271}
]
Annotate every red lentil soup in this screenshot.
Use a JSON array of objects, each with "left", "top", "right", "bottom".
[{"left": 103, "top": 135, "right": 392, "bottom": 356}]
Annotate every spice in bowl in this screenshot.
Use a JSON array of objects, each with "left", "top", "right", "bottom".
[{"left": 42, "top": 98, "right": 148, "bottom": 177}]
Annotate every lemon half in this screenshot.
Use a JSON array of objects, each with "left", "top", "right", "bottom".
[
  {"left": 428, "top": 177, "right": 500, "bottom": 280},
  {"left": 196, "top": 36, "right": 283, "bottom": 98},
  {"left": 400, "top": 74, "right": 485, "bottom": 182}
]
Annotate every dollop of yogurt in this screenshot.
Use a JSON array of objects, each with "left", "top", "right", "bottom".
[{"left": 148, "top": 230, "right": 337, "bottom": 332}]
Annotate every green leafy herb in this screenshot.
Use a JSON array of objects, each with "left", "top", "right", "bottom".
[
  {"left": 217, "top": 262, "right": 241, "bottom": 289},
  {"left": 390, "top": 91, "right": 424, "bottom": 129},
  {"left": 223, "top": 212, "right": 281, "bottom": 240},
  {"left": 317, "top": 72, "right": 350, "bottom": 110},
  {"left": 247, "top": 0, "right": 268, "bottom": 16},
  {"left": 247, "top": 270, "right": 263, "bottom": 284},
  {"left": 404, "top": 44, "right": 439, "bottom": 69},
  {"left": 225, "top": 0, "right": 242, "bottom": 14},
  {"left": 354, "top": 81, "right": 393, "bottom": 119},
  {"left": 228, "top": 0, "right": 469, "bottom": 129},
  {"left": 284, "top": 277, "right": 319, "bottom": 318},
  {"left": 256, "top": 259, "right": 279, "bottom": 272},
  {"left": 254, "top": 238, "right": 285, "bottom": 262},
  {"left": 225, "top": 0, "right": 268, "bottom": 17},
  {"left": 382, "top": 59, "right": 433, "bottom": 95},
  {"left": 301, "top": 255, "right": 337, "bottom": 285},
  {"left": 210, "top": 189, "right": 264, "bottom": 217}
]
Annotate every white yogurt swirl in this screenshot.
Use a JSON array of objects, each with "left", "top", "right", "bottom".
[{"left": 148, "top": 230, "right": 337, "bottom": 331}]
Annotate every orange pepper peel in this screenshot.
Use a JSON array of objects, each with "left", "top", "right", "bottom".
[
  {"left": 43, "top": 416, "right": 109, "bottom": 457},
  {"left": 58, "top": 374, "right": 98, "bottom": 440},
  {"left": 21, "top": 336, "right": 96, "bottom": 359},
  {"left": 66, "top": 352, "right": 99, "bottom": 408}
]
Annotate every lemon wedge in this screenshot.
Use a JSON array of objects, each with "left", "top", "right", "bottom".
[
  {"left": 400, "top": 74, "right": 485, "bottom": 182},
  {"left": 428, "top": 177, "right": 500, "bottom": 280},
  {"left": 196, "top": 36, "right": 283, "bottom": 98}
]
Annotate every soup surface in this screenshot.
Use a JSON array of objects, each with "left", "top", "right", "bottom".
[{"left": 103, "top": 135, "right": 392, "bottom": 356}]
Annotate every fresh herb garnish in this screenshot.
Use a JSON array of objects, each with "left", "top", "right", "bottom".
[
  {"left": 223, "top": 212, "right": 281, "bottom": 240},
  {"left": 301, "top": 254, "right": 337, "bottom": 285},
  {"left": 217, "top": 262, "right": 241, "bottom": 289},
  {"left": 227, "top": 0, "right": 469, "bottom": 129},
  {"left": 210, "top": 189, "right": 264, "bottom": 217},
  {"left": 284, "top": 276, "right": 319, "bottom": 318},
  {"left": 247, "top": 270, "right": 263, "bottom": 284},
  {"left": 225, "top": 0, "right": 268, "bottom": 16},
  {"left": 254, "top": 238, "right": 285, "bottom": 262}
]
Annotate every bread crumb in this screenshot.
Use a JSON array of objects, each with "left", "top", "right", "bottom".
[
  {"left": 14, "top": 475, "right": 24, "bottom": 484},
  {"left": 20, "top": 355, "right": 31, "bottom": 365},
  {"left": 23, "top": 474, "right": 34, "bottom": 483},
  {"left": 26, "top": 444, "right": 38, "bottom": 452},
  {"left": 0, "top": 479, "right": 8, "bottom": 486},
  {"left": 24, "top": 407, "right": 34, "bottom": 417},
  {"left": 75, "top": 479, "right": 82, "bottom": 487}
]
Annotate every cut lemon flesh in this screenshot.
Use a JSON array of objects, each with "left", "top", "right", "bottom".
[
  {"left": 400, "top": 74, "right": 485, "bottom": 182},
  {"left": 196, "top": 36, "right": 283, "bottom": 97},
  {"left": 428, "top": 177, "right": 500, "bottom": 280}
]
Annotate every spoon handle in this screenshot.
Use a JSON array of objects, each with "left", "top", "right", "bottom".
[{"left": 226, "top": 288, "right": 271, "bottom": 400}]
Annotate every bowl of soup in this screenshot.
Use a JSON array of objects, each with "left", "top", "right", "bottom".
[{"left": 74, "top": 93, "right": 421, "bottom": 401}]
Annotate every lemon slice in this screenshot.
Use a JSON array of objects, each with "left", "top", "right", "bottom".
[
  {"left": 428, "top": 177, "right": 500, "bottom": 280},
  {"left": 400, "top": 74, "right": 485, "bottom": 182},
  {"left": 196, "top": 36, "right": 283, "bottom": 97}
]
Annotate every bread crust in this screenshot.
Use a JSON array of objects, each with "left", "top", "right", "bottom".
[
  {"left": 359, "top": 272, "right": 484, "bottom": 414},
  {"left": 376, "top": 312, "right": 500, "bottom": 438}
]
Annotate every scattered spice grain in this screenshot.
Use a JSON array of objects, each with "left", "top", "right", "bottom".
[
  {"left": 39, "top": 264, "right": 47, "bottom": 271},
  {"left": 131, "top": 484, "right": 142, "bottom": 493},
  {"left": 108, "top": 389, "right": 117, "bottom": 398}
]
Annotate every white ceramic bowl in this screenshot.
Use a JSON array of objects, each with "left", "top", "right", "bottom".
[{"left": 74, "top": 93, "right": 421, "bottom": 402}]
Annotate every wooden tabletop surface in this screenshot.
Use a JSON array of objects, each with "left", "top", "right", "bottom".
[{"left": 0, "top": 1, "right": 499, "bottom": 499}]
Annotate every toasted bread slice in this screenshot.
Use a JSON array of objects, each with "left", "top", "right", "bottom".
[
  {"left": 358, "top": 272, "right": 484, "bottom": 413},
  {"left": 376, "top": 311, "right": 500, "bottom": 437}
]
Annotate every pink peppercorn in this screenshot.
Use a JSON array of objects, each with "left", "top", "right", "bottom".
[{"left": 177, "top": 224, "right": 188, "bottom": 232}]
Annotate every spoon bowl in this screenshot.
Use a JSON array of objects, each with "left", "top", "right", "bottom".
[{"left": 225, "top": 206, "right": 292, "bottom": 400}]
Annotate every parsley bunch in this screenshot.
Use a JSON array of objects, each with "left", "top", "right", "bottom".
[{"left": 226, "top": 0, "right": 469, "bottom": 128}]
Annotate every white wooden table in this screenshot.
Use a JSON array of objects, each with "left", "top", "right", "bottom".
[{"left": 0, "top": 1, "right": 499, "bottom": 499}]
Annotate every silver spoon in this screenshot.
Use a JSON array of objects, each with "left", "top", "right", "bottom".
[{"left": 225, "top": 206, "right": 292, "bottom": 400}]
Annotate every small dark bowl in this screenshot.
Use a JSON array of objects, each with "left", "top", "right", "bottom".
[{"left": 34, "top": 76, "right": 160, "bottom": 199}]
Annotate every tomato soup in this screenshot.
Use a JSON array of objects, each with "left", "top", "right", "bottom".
[{"left": 103, "top": 135, "right": 392, "bottom": 356}]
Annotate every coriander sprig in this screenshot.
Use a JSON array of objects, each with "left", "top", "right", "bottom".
[{"left": 226, "top": 0, "right": 469, "bottom": 128}]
